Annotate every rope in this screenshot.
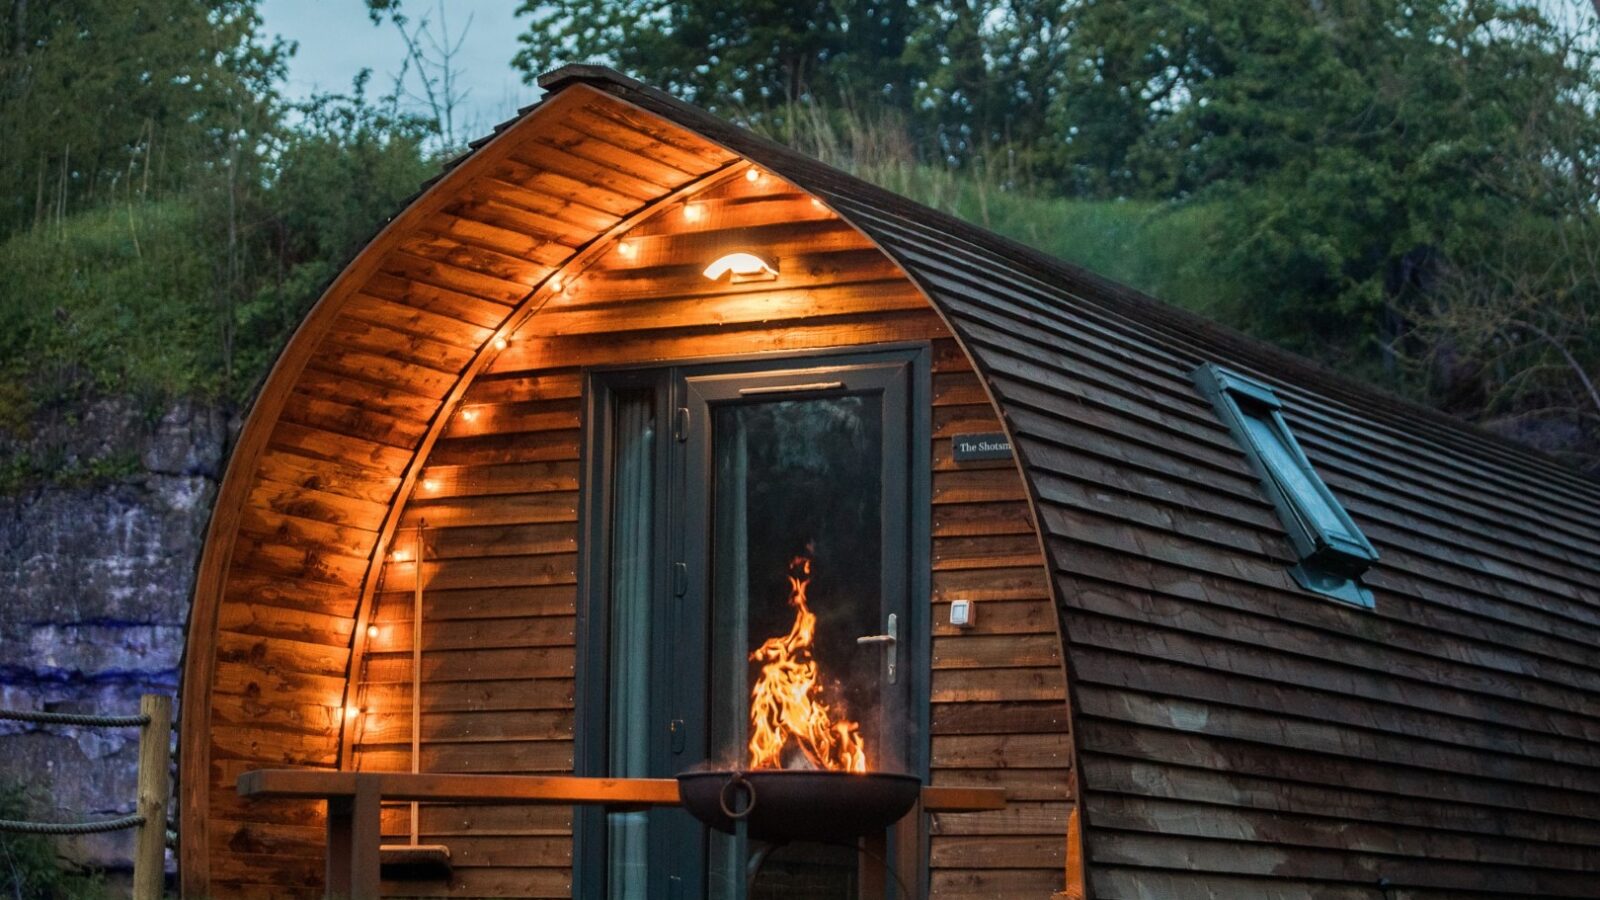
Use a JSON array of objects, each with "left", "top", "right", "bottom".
[
  {"left": 0, "top": 815, "right": 144, "bottom": 835},
  {"left": 0, "top": 709, "right": 150, "bottom": 728}
]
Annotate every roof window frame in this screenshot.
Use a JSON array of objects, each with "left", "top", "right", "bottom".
[{"left": 1193, "top": 363, "right": 1379, "bottom": 608}]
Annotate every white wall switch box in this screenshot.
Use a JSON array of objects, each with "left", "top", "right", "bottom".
[{"left": 949, "top": 599, "right": 974, "bottom": 627}]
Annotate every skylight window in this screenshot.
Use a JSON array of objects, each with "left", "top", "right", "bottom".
[{"left": 1193, "top": 363, "right": 1379, "bottom": 608}]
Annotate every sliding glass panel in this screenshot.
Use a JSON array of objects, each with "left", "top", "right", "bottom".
[{"left": 606, "top": 391, "right": 655, "bottom": 900}]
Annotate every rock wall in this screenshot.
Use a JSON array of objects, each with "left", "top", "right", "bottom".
[{"left": 0, "top": 399, "right": 228, "bottom": 873}]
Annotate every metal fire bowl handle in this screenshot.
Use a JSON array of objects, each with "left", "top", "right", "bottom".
[{"left": 718, "top": 772, "right": 757, "bottom": 820}]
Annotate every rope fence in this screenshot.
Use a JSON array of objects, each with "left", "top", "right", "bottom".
[
  {"left": 0, "top": 815, "right": 144, "bottom": 835},
  {"left": 0, "top": 708, "right": 152, "bottom": 728},
  {"left": 0, "top": 695, "right": 173, "bottom": 900}
]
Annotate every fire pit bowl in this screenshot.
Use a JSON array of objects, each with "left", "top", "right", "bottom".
[{"left": 676, "top": 769, "right": 922, "bottom": 843}]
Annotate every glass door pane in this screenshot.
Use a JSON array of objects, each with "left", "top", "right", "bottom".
[
  {"left": 708, "top": 395, "right": 885, "bottom": 772},
  {"left": 606, "top": 391, "right": 655, "bottom": 900},
  {"left": 584, "top": 351, "right": 924, "bottom": 900},
  {"left": 708, "top": 394, "right": 885, "bottom": 899}
]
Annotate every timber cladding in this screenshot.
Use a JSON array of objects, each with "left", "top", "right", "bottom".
[
  {"left": 598, "top": 73, "right": 1600, "bottom": 899},
  {"left": 181, "top": 64, "right": 1600, "bottom": 900},
  {"left": 183, "top": 86, "right": 1073, "bottom": 900},
  {"left": 348, "top": 172, "right": 1072, "bottom": 897}
]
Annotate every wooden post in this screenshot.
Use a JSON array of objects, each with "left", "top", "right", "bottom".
[
  {"left": 350, "top": 777, "right": 383, "bottom": 899},
  {"left": 132, "top": 694, "right": 172, "bottom": 900},
  {"left": 410, "top": 522, "right": 424, "bottom": 845},
  {"left": 324, "top": 777, "right": 382, "bottom": 900},
  {"left": 326, "top": 794, "right": 353, "bottom": 898}
]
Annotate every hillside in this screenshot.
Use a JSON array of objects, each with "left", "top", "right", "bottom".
[{"left": 0, "top": 167, "right": 1236, "bottom": 493}]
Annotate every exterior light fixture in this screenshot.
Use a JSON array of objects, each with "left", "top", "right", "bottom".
[
  {"left": 745, "top": 168, "right": 761, "bottom": 182},
  {"left": 703, "top": 252, "right": 778, "bottom": 283},
  {"left": 493, "top": 336, "right": 508, "bottom": 350},
  {"left": 421, "top": 478, "right": 440, "bottom": 492},
  {"left": 683, "top": 202, "right": 705, "bottom": 222},
  {"left": 617, "top": 240, "right": 636, "bottom": 258},
  {"left": 366, "top": 624, "right": 379, "bottom": 639},
  {"left": 460, "top": 407, "right": 479, "bottom": 422}
]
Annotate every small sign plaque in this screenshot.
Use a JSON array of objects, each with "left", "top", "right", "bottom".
[{"left": 951, "top": 432, "right": 1013, "bottom": 462}]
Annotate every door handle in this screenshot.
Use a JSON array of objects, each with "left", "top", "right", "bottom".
[{"left": 856, "top": 613, "right": 898, "bottom": 683}]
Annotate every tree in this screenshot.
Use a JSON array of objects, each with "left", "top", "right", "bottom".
[
  {"left": 511, "top": 0, "right": 919, "bottom": 125},
  {"left": 906, "top": 0, "right": 1071, "bottom": 167},
  {"left": 1052, "top": 0, "right": 1600, "bottom": 372},
  {"left": 231, "top": 70, "right": 436, "bottom": 388},
  {"left": 0, "top": 0, "right": 287, "bottom": 235},
  {"left": 366, "top": 0, "right": 475, "bottom": 149}
]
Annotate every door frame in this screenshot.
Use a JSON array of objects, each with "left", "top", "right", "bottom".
[{"left": 574, "top": 343, "right": 933, "bottom": 898}]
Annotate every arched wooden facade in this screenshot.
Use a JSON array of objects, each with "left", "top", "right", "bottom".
[{"left": 181, "top": 66, "right": 1600, "bottom": 899}]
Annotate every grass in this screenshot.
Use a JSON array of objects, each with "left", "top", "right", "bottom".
[
  {"left": 881, "top": 166, "right": 1236, "bottom": 316},
  {"left": 0, "top": 780, "right": 108, "bottom": 900},
  {"left": 766, "top": 102, "right": 1240, "bottom": 320},
  {"left": 0, "top": 198, "right": 224, "bottom": 430}
]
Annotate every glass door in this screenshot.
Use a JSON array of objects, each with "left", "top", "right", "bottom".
[
  {"left": 579, "top": 348, "right": 928, "bottom": 900},
  {"left": 683, "top": 360, "right": 916, "bottom": 899}
]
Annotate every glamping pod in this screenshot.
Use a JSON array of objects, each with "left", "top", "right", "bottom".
[{"left": 180, "top": 67, "right": 1600, "bottom": 899}]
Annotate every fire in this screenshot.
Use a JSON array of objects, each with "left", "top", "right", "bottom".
[{"left": 747, "top": 555, "right": 867, "bottom": 773}]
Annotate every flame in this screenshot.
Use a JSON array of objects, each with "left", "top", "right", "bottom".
[{"left": 747, "top": 555, "right": 867, "bottom": 773}]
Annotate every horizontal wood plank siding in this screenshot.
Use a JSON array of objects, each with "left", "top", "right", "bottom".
[
  {"left": 591, "top": 75, "right": 1600, "bottom": 898},
  {"left": 346, "top": 172, "right": 1071, "bottom": 896},
  {"left": 189, "top": 87, "right": 736, "bottom": 897},
  {"left": 194, "top": 71, "right": 1600, "bottom": 900}
]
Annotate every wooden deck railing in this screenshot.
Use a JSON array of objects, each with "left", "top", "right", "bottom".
[{"left": 239, "top": 769, "right": 1005, "bottom": 899}]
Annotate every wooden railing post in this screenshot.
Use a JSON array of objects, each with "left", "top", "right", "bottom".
[
  {"left": 325, "top": 778, "right": 383, "bottom": 900},
  {"left": 133, "top": 694, "right": 173, "bottom": 900}
]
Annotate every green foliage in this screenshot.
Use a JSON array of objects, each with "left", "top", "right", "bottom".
[
  {"left": 0, "top": 781, "right": 107, "bottom": 900},
  {"left": 0, "top": 200, "right": 221, "bottom": 406},
  {"left": 0, "top": 69, "right": 435, "bottom": 444},
  {"left": 0, "top": 0, "right": 1591, "bottom": 476},
  {"left": 904, "top": 1, "right": 1070, "bottom": 163},
  {"left": 776, "top": 101, "right": 1240, "bottom": 317},
  {"left": 231, "top": 75, "right": 436, "bottom": 385},
  {"left": 0, "top": 0, "right": 288, "bottom": 237},
  {"left": 0, "top": 448, "right": 143, "bottom": 496},
  {"left": 1054, "top": 0, "right": 1600, "bottom": 372},
  {"left": 512, "top": 0, "right": 918, "bottom": 119}
]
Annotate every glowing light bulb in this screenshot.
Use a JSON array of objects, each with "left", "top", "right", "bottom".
[
  {"left": 391, "top": 547, "right": 411, "bottom": 563},
  {"left": 683, "top": 203, "right": 705, "bottom": 222},
  {"left": 811, "top": 197, "right": 825, "bottom": 209},
  {"left": 421, "top": 478, "right": 440, "bottom": 492},
  {"left": 745, "top": 168, "right": 761, "bottom": 182},
  {"left": 343, "top": 705, "right": 362, "bottom": 721},
  {"left": 460, "top": 407, "right": 479, "bottom": 422},
  {"left": 702, "top": 252, "right": 778, "bottom": 282},
  {"left": 366, "top": 624, "right": 379, "bottom": 639},
  {"left": 493, "top": 336, "right": 508, "bottom": 350},
  {"left": 617, "top": 240, "right": 635, "bottom": 258}
]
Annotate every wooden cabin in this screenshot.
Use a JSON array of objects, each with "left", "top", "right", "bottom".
[{"left": 178, "top": 66, "right": 1600, "bottom": 899}]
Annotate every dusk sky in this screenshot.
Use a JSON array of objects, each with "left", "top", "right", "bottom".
[{"left": 260, "top": 0, "right": 533, "bottom": 139}]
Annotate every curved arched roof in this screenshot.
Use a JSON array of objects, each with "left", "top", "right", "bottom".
[{"left": 183, "top": 65, "right": 1600, "bottom": 897}]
